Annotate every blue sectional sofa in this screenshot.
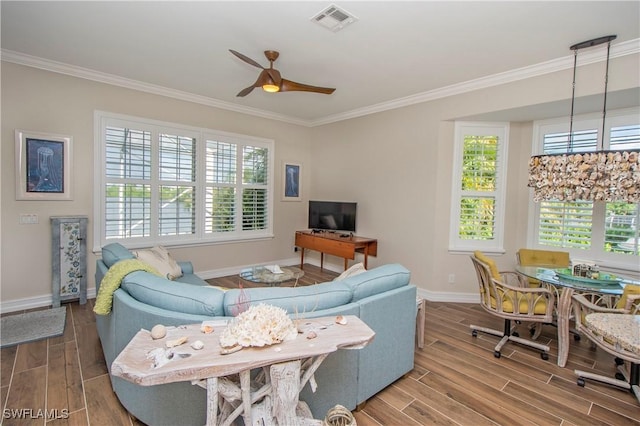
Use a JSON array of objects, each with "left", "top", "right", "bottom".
[{"left": 95, "top": 243, "right": 417, "bottom": 426}]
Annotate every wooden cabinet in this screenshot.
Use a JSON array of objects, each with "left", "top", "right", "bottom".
[
  {"left": 51, "top": 216, "right": 87, "bottom": 306},
  {"left": 295, "top": 230, "right": 377, "bottom": 271}
]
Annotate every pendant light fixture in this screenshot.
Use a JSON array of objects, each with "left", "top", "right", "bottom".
[{"left": 527, "top": 35, "right": 639, "bottom": 203}]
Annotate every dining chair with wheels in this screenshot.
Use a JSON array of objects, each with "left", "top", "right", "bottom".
[
  {"left": 516, "top": 248, "right": 570, "bottom": 287},
  {"left": 572, "top": 284, "right": 640, "bottom": 404},
  {"left": 515, "top": 248, "right": 580, "bottom": 341},
  {"left": 469, "top": 251, "right": 555, "bottom": 360}
]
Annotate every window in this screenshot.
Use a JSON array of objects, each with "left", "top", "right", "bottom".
[
  {"left": 530, "top": 109, "right": 639, "bottom": 267},
  {"left": 94, "top": 112, "right": 274, "bottom": 250},
  {"left": 450, "top": 122, "right": 509, "bottom": 253}
]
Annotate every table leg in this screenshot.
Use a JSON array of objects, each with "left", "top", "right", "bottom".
[
  {"left": 557, "top": 287, "right": 574, "bottom": 367},
  {"left": 320, "top": 253, "right": 324, "bottom": 270},
  {"left": 271, "top": 360, "right": 301, "bottom": 425},
  {"left": 416, "top": 298, "right": 425, "bottom": 349},
  {"left": 240, "top": 370, "right": 252, "bottom": 425},
  {"left": 363, "top": 245, "right": 369, "bottom": 269},
  {"left": 206, "top": 377, "right": 218, "bottom": 426},
  {"left": 300, "top": 248, "right": 304, "bottom": 269}
]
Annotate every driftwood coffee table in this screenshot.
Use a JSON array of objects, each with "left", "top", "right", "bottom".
[{"left": 111, "top": 315, "right": 374, "bottom": 425}]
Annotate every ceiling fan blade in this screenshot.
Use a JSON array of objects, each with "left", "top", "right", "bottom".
[
  {"left": 236, "top": 85, "right": 256, "bottom": 97},
  {"left": 265, "top": 68, "right": 282, "bottom": 86},
  {"left": 229, "top": 49, "right": 264, "bottom": 69},
  {"left": 280, "top": 79, "right": 336, "bottom": 94}
]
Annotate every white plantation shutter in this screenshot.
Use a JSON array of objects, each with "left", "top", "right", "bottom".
[
  {"left": 241, "top": 145, "right": 269, "bottom": 231},
  {"left": 536, "top": 126, "right": 597, "bottom": 250},
  {"left": 95, "top": 112, "right": 273, "bottom": 249},
  {"left": 450, "top": 122, "right": 508, "bottom": 252},
  {"left": 204, "top": 141, "right": 269, "bottom": 234},
  {"left": 538, "top": 201, "right": 592, "bottom": 249},
  {"left": 104, "top": 126, "right": 152, "bottom": 239},
  {"left": 205, "top": 140, "right": 236, "bottom": 233},
  {"left": 158, "top": 133, "right": 196, "bottom": 237},
  {"left": 604, "top": 203, "right": 639, "bottom": 255},
  {"left": 603, "top": 124, "right": 640, "bottom": 255}
]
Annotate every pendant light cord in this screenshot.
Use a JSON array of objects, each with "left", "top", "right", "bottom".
[
  {"left": 567, "top": 35, "right": 616, "bottom": 153},
  {"left": 568, "top": 49, "right": 578, "bottom": 152},
  {"left": 601, "top": 40, "right": 612, "bottom": 151}
]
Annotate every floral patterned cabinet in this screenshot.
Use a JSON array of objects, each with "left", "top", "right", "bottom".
[{"left": 51, "top": 216, "right": 87, "bottom": 307}]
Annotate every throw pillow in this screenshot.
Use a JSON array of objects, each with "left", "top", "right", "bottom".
[
  {"left": 132, "top": 245, "right": 183, "bottom": 280},
  {"left": 334, "top": 262, "right": 367, "bottom": 281}
]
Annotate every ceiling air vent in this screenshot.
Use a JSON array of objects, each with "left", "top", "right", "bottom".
[{"left": 311, "top": 4, "right": 358, "bottom": 32}]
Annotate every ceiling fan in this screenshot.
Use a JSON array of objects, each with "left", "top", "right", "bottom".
[{"left": 229, "top": 49, "right": 336, "bottom": 97}]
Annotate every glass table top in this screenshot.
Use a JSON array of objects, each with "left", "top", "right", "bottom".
[
  {"left": 515, "top": 265, "right": 639, "bottom": 294},
  {"left": 239, "top": 266, "right": 305, "bottom": 286}
]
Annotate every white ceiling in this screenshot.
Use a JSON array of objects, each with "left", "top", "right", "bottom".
[{"left": 2, "top": 1, "right": 639, "bottom": 125}]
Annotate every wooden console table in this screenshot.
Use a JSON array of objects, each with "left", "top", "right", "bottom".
[
  {"left": 295, "top": 230, "right": 378, "bottom": 271},
  {"left": 111, "top": 316, "right": 374, "bottom": 426}
]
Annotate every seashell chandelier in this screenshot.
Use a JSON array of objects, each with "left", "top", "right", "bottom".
[{"left": 528, "top": 35, "right": 640, "bottom": 203}]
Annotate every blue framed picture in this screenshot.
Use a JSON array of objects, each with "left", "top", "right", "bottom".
[
  {"left": 283, "top": 161, "right": 302, "bottom": 201},
  {"left": 15, "top": 130, "right": 73, "bottom": 200}
]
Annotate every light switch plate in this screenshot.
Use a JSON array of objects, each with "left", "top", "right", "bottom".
[{"left": 19, "top": 214, "right": 38, "bottom": 224}]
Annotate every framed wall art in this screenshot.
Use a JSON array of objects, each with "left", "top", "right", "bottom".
[
  {"left": 282, "top": 161, "right": 302, "bottom": 201},
  {"left": 15, "top": 130, "right": 73, "bottom": 200}
]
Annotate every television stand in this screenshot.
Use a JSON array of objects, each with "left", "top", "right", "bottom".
[{"left": 294, "top": 230, "right": 378, "bottom": 271}]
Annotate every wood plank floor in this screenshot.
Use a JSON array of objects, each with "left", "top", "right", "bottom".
[{"left": 1, "top": 264, "right": 638, "bottom": 425}]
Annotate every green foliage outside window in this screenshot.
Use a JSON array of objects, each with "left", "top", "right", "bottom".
[{"left": 459, "top": 135, "right": 498, "bottom": 240}]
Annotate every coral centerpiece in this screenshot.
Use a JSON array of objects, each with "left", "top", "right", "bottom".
[{"left": 219, "top": 303, "right": 298, "bottom": 349}]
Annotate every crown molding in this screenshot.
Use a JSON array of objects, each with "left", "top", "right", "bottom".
[
  {"left": 310, "top": 38, "right": 640, "bottom": 126},
  {"left": 0, "top": 49, "right": 309, "bottom": 127},
  {"left": 3, "top": 38, "right": 638, "bottom": 128}
]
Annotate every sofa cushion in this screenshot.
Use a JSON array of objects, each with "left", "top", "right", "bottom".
[
  {"left": 121, "top": 272, "right": 225, "bottom": 316},
  {"left": 94, "top": 259, "right": 161, "bottom": 315},
  {"left": 102, "top": 243, "right": 135, "bottom": 268},
  {"left": 341, "top": 264, "right": 411, "bottom": 302},
  {"left": 223, "top": 281, "right": 352, "bottom": 316},
  {"left": 133, "top": 245, "right": 183, "bottom": 280},
  {"left": 175, "top": 273, "right": 209, "bottom": 287}
]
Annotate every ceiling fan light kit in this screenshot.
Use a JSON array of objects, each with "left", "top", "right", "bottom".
[
  {"left": 230, "top": 49, "right": 336, "bottom": 97},
  {"left": 262, "top": 84, "right": 280, "bottom": 93}
]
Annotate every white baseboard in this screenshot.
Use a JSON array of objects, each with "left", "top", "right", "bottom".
[
  {"left": 1, "top": 288, "right": 98, "bottom": 314},
  {"left": 0, "top": 266, "right": 477, "bottom": 313},
  {"left": 417, "top": 288, "right": 480, "bottom": 304}
]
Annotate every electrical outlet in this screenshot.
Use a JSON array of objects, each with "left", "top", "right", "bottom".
[{"left": 448, "top": 274, "right": 455, "bottom": 284}]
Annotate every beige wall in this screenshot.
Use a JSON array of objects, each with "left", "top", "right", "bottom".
[
  {"left": 2, "top": 53, "right": 639, "bottom": 308},
  {"left": 310, "top": 54, "right": 640, "bottom": 299},
  {"left": 1, "top": 63, "right": 312, "bottom": 307}
]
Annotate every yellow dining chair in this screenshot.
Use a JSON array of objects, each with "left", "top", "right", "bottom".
[
  {"left": 516, "top": 248, "right": 579, "bottom": 341},
  {"left": 516, "top": 248, "right": 570, "bottom": 287},
  {"left": 470, "top": 251, "right": 555, "bottom": 359},
  {"left": 572, "top": 284, "right": 640, "bottom": 404}
]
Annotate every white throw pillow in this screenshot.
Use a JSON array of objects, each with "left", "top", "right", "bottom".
[
  {"left": 133, "top": 245, "right": 183, "bottom": 280},
  {"left": 334, "top": 262, "right": 367, "bottom": 281}
]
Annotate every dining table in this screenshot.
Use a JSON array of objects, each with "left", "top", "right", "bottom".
[{"left": 516, "top": 265, "right": 638, "bottom": 368}]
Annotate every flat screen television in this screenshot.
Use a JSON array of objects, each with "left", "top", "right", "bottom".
[{"left": 308, "top": 201, "right": 357, "bottom": 232}]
